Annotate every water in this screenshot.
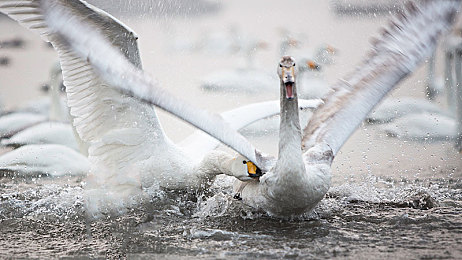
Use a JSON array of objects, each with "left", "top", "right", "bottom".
[
  {"left": 1, "top": 0, "right": 462, "bottom": 258},
  {"left": 1, "top": 172, "right": 461, "bottom": 258}
]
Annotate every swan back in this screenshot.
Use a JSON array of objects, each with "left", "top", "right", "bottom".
[{"left": 302, "top": 0, "right": 461, "bottom": 156}]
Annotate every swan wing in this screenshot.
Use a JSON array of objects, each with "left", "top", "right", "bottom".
[
  {"left": 302, "top": 0, "right": 461, "bottom": 156},
  {"left": 180, "top": 99, "right": 322, "bottom": 163},
  {"left": 39, "top": 0, "right": 270, "bottom": 170},
  {"left": 0, "top": 0, "right": 168, "bottom": 174}
]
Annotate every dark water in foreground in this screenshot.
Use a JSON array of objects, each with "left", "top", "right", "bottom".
[{"left": 1, "top": 174, "right": 461, "bottom": 259}]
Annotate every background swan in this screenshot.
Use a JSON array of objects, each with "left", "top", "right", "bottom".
[
  {"left": 1, "top": 122, "right": 78, "bottom": 150},
  {"left": 366, "top": 97, "right": 450, "bottom": 124},
  {"left": 0, "top": 144, "right": 89, "bottom": 177},
  {"left": 0, "top": 62, "right": 68, "bottom": 138}
]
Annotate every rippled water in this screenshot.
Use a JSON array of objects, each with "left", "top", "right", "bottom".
[{"left": 1, "top": 169, "right": 461, "bottom": 259}]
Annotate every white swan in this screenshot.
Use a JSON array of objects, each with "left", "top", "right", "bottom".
[
  {"left": 382, "top": 112, "right": 457, "bottom": 141},
  {"left": 0, "top": 144, "right": 90, "bottom": 177},
  {"left": 230, "top": 2, "right": 460, "bottom": 216},
  {"left": 0, "top": 0, "right": 322, "bottom": 193},
  {"left": 41, "top": 0, "right": 460, "bottom": 216},
  {"left": 200, "top": 41, "right": 273, "bottom": 93},
  {"left": 0, "top": 62, "right": 68, "bottom": 138},
  {"left": 1, "top": 122, "right": 79, "bottom": 150},
  {"left": 366, "top": 97, "right": 450, "bottom": 124}
]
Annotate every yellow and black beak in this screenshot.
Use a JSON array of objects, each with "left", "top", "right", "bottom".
[{"left": 242, "top": 160, "right": 263, "bottom": 179}]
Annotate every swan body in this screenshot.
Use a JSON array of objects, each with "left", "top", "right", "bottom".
[
  {"left": 0, "top": 144, "right": 89, "bottom": 177},
  {"left": 0, "top": 62, "right": 68, "bottom": 138},
  {"left": 201, "top": 69, "right": 276, "bottom": 93},
  {"left": 382, "top": 112, "right": 457, "bottom": 141},
  {"left": 1, "top": 122, "right": 78, "bottom": 150},
  {"left": 0, "top": 112, "right": 46, "bottom": 138},
  {"left": 366, "top": 97, "right": 450, "bottom": 124}
]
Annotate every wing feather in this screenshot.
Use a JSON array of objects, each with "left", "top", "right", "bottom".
[
  {"left": 1, "top": 0, "right": 166, "bottom": 173},
  {"left": 302, "top": 0, "right": 461, "bottom": 156},
  {"left": 40, "top": 0, "right": 272, "bottom": 170}
]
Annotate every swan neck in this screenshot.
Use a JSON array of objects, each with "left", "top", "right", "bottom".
[
  {"left": 277, "top": 80, "right": 303, "bottom": 168},
  {"left": 194, "top": 150, "right": 236, "bottom": 179}
]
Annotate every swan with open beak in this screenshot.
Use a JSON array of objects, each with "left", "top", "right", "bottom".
[{"left": 280, "top": 57, "right": 296, "bottom": 100}]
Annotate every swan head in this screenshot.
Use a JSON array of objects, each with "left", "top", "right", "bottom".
[{"left": 278, "top": 56, "right": 297, "bottom": 100}]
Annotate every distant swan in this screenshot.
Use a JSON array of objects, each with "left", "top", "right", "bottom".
[{"left": 0, "top": 62, "right": 67, "bottom": 138}]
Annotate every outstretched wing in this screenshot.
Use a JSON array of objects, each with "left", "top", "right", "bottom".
[
  {"left": 35, "top": 0, "right": 270, "bottom": 170},
  {"left": 0, "top": 0, "right": 167, "bottom": 174},
  {"left": 302, "top": 0, "right": 461, "bottom": 156},
  {"left": 180, "top": 99, "right": 322, "bottom": 163}
]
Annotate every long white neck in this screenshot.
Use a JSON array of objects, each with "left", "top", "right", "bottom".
[
  {"left": 275, "top": 80, "right": 305, "bottom": 175},
  {"left": 192, "top": 150, "right": 239, "bottom": 186}
]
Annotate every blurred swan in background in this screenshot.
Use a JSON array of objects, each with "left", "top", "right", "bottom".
[
  {"left": 1, "top": 122, "right": 78, "bottom": 150},
  {"left": 200, "top": 36, "right": 273, "bottom": 93},
  {"left": 0, "top": 63, "right": 68, "bottom": 138}
]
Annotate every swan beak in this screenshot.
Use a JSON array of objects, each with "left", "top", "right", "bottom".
[
  {"left": 242, "top": 160, "right": 263, "bottom": 179},
  {"left": 282, "top": 67, "right": 295, "bottom": 100},
  {"left": 285, "top": 82, "right": 295, "bottom": 100}
]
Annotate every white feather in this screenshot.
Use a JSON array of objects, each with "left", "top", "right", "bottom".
[{"left": 302, "top": 0, "right": 461, "bottom": 156}]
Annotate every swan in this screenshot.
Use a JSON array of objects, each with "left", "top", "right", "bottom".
[
  {"left": 230, "top": 2, "right": 460, "bottom": 216},
  {"left": 382, "top": 112, "right": 457, "bottom": 141},
  {"left": 0, "top": 144, "right": 90, "bottom": 177},
  {"left": 0, "top": 0, "right": 322, "bottom": 194},
  {"left": 200, "top": 40, "right": 272, "bottom": 93},
  {"left": 0, "top": 62, "right": 68, "bottom": 138},
  {"left": 366, "top": 97, "right": 450, "bottom": 124},
  {"left": 1, "top": 122, "right": 79, "bottom": 150},
  {"left": 4, "top": 0, "right": 458, "bottom": 217}
]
